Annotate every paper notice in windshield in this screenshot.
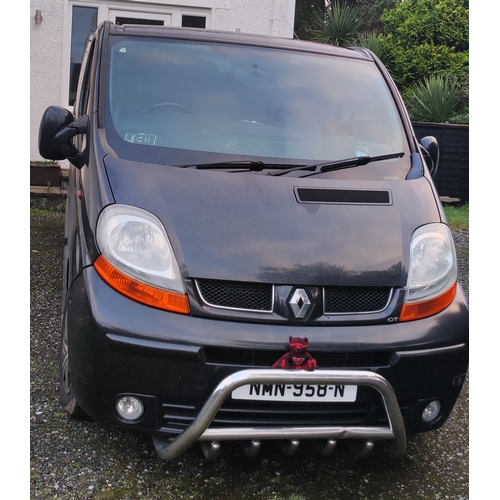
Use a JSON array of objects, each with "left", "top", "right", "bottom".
[{"left": 124, "top": 133, "right": 157, "bottom": 145}]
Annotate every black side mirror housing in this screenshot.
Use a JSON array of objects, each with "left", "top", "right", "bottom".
[
  {"left": 38, "top": 106, "right": 89, "bottom": 169},
  {"left": 419, "top": 136, "right": 440, "bottom": 178}
]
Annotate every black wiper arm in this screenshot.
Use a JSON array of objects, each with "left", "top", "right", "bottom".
[
  {"left": 315, "top": 152, "right": 405, "bottom": 173},
  {"left": 270, "top": 152, "right": 405, "bottom": 177},
  {"left": 190, "top": 160, "right": 266, "bottom": 171},
  {"left": 172, "top": 160, "right": 306, "bottom": 172}
]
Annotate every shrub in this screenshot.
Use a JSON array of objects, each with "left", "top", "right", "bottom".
[
  {"left": 403, "top": 74, "right": 462, "bottom": 123},
  {"left": 381, "top": 0, "right": 469, "bottom": 88},
  {"left": 357, "top": 31, "right": 384, "bottom": 56},
  {"left": 356, "top": 31, "right": 394, "bottom": 70},
  {"left": 311, "top": 1, "right": 365, "bottom": 47}
]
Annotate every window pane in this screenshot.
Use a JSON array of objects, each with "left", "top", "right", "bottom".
[
  {"left": 182, "top": 16, "right": 206, "bottom": 28},
  {"left": 115, "top": 17, "right": 164, "bottom": 26},
  {"left": 69, "top": 6, "right": 98, "bottom": 106}
]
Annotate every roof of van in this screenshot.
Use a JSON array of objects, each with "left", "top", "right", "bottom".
[{"left": 106, "top": 22, "right": 373, "bottom": 61}]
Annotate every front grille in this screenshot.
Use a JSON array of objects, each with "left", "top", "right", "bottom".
[
  {"left": 204, "top": 347, "right": 392, "bottom": 368},
  {"left": 195, "top": 278, "right": 393, "bottom": 316},
  {"left": 196, "top": 279, "right": 273, "bottom": 311},
  {"left": 324, "top": 286, "right": 392, "bottom": 314},
  {"left": 159, "top": 387, "right": 387, "bottom": 435},
  {"left": 211, "top": 400, "right": 383, "bottom": 429}
]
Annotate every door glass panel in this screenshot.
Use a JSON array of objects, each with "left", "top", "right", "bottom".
[
  {"left": 182, "top": 16, "right": 206, "bottom": 28},
  {"left": 69, "top": 6, "right": 98, "bottom": 106},
  {"left": 115, "top": 17, "right": 164, "bottom": 26},
  {"left": 110, "top": 10, "right": 172, "bottom": 27}
]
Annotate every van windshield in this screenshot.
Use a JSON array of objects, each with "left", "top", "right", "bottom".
[{"left": 105, "top": 36, "right": 409, "bottom": 172}]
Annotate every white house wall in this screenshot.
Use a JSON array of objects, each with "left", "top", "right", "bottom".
[
  {"left": 213, "top": 0, "right": 295, "bottom": 37},
  {"left": 31, "top": 0, "right": 66, "bottom": 162},
  {"left": 30, "top": 0, "right": 296, "bottom": 161}
]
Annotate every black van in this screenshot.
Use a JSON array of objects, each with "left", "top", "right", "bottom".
[{"left": 39, "top": 22, "right": 468, "bottom": 461}]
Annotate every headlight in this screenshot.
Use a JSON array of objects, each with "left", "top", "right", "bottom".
[
  {"left": 95, "top": 204, "right": 189, "bottom": 313},
  {"left": 400, "top": 223, "right": 457, "bottom": 321}
]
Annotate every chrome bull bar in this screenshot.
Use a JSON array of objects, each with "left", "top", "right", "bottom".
[{"left": 153, "top": 369, "right": 407, "bottom": 461}]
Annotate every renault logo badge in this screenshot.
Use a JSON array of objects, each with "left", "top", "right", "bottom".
[{"left": 288, "top": 288, "right": 312, "bottom": 319}]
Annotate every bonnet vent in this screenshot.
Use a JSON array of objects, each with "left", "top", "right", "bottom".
[{"left": 295, "top": 188, "right": 391, "bottom": 205}]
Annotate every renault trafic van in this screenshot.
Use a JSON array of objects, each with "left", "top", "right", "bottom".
[{"left": 38, "top": 22, "right": 468, "bottom": 461}]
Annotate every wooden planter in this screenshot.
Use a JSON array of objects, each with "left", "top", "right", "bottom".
[{"left": 30, "top": 162, "right": 61, "bottom": 187}]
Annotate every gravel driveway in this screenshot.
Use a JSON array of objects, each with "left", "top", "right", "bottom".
[{"left": 30, "top": 211, "right": 469, "bottom": 500}]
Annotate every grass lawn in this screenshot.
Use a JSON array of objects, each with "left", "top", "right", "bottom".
[{"left": 444, "top": 203, "right": 469, "bottom": 231}]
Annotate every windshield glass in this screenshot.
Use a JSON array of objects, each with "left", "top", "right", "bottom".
[{"left": 105, "top": 36, "right": 409, "bottom": 170}]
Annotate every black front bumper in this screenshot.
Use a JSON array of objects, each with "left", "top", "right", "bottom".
[{"left": 67, "top": 267, "right": 469, "bottom": 458}]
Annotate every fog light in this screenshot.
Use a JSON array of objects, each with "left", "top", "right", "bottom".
[
  {"left": 116, "top": 396, "right": 144, "bottom": 421},
  {"left": 421, "top": 400, "right": 441, "bottom": 423}
]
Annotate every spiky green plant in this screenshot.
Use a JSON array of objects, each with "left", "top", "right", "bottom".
[
  {"left": 403, "top": 74, "right": 461, "bottom": 123},
  {"left": 311, "top": 1, "right": 365, "bottom": 47},
  {"left": 357, "top": 32, "right": 384, "bottom": 56},
  {"left": 356, "top": 30, "right": 395, "bottom": 69}
]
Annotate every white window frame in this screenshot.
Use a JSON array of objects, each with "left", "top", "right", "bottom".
[
  {"left": 109, "top": 9, "right": 173, "bottom": 25},
  {"left": 60, "top": 1, "right": 214, "bottom": 108}
]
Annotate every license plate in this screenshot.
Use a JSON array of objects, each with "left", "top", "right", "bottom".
[{"left": 232, "top": 383, "right": 357, "bottom": 402}]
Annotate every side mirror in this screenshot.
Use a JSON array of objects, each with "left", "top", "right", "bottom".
[
  {"left": 38, "top": 106, "right": 89, "bottom": 169},
  {"left": 419, "top": 136, "right": 440, "bottom": 178}
]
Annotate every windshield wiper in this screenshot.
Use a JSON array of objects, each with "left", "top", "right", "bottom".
[
  {"left": 270, "top": 152, "right": 405, "bottom": 177},
  {"left": 174, "top": 160, "right": 302, "bottom": 171},
  {"left": 190, "top": 160, "right": 267, "bottom": 171},
  {"left": 171, "top": 153, "right": 404, "bottom": 175}
]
